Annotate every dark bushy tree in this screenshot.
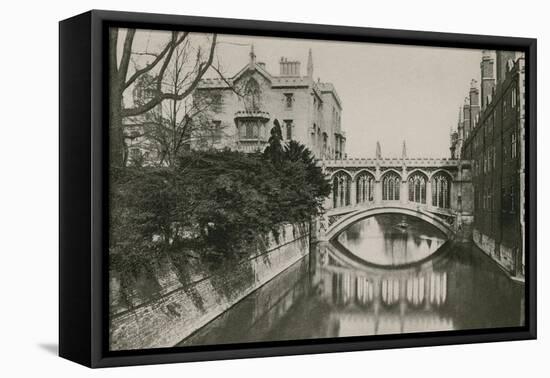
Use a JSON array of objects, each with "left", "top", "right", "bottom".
[
  {"left": 110, "top": 143, "right": 330, "bottom": 281},
  {"left": 263, "top": 119, "right": 284, "bottom": 165}
]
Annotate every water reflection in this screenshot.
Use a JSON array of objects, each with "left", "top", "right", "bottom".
[
  {"left": 178, "top": 215, "right": 525, "bottom": 347},
  {"left": 336, "top": 214, "right": 447, "bottom": 266}
]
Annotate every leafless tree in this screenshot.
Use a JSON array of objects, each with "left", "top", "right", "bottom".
[
  {"left": 109, "top": 28, "right": 217, "bottom": 167},
  {"left": 125, "top": 43, "right": 229, "bottom": 168}
]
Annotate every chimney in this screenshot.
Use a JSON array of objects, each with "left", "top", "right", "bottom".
[
  {"left": 279, "top": 57, "right": 301, "bottom": 77},
  {"left": 480, "top": 50, "right": 496, "bottom": 108}
]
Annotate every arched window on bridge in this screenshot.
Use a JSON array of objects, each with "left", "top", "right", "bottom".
[
  {"left": 332, "top": 171, "right": 351, "bottom": 208},
  {"left": 382, "top": 172, "right": 400, "bottom": 201},
  {"left": 356, "top": 171, "right": 374, "bottom": 204},
  {"left": 408, "top": 172, "right": 427, "bottom": 204},
  {"left": 431, "top": 172, "right": 451, "bottom": 209}
]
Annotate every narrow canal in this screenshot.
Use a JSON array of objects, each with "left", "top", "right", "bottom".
[{"left": 178, "top": 214, "right": 525, "bottom": 347}]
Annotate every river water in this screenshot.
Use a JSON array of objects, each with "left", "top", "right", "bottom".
[{"left": 178, "top": 214, "right": 525, "bottom": 347}]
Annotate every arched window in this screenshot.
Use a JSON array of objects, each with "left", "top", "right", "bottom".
[
  {"left": 332, "top": 171, "right": 351, "bottom": 208},
  {"left": 382, "top": 172, "right": 401, "bottom": 201},
  {"left": 243, "top": 78, "right": 261, "bottom": 111},
  {"left": 408, "top": 172, "right": 427, "bottom": 204},
  {"left": 431, "top": 172, "right": 451, "bottom": 208},
  {"left": 356, "top": 171, "right": 374, "bottom": 204}
]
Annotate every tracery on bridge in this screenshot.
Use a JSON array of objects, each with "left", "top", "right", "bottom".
[
  {"left": 356, "top": 171, "right": 375, "bottom": 204},
  {"left": 408, "top": 171, "right": 427, "bottom": 204},
  {"left": 332, "top": 171, "right": 351, "bottom": 208},
  {"left": 382, "top": 171, "right": 401, "bottom": 201}
]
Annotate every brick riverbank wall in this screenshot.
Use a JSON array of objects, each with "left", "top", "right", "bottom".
[{"left": 109, "top": 223, "right": 310, "bottom": 351}]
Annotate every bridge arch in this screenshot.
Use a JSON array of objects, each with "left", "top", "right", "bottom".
[
  {"left": 329, "top": 168, "right": 354, "bottom": 180},
  {"left": 325, "top": 205, "right": 454, "bottom": 241},
  {"left": 353, "top": 168, "right": 376, "bottom": 180},
  {"left": 380, "top": 168, "right": 402, "bottom": 178},
  {"left": 406, "top": 168, "right": 430, "bottom": 181},
  {"left": 428, "top": 168, "right": 454, "bottom": 181}
]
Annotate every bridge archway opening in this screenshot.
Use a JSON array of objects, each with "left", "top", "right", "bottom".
[
  {"left": 408, "top": 171, "right": 428, "bottom": 205},
  {"left": 382, "top": 171, "right": 401, "bottom": 201},
  {"left": 431, "top": 171, "right": 451, "bottom": 209},
  {"left": 325, "top": 206, "right": 454, "bottom": 241},
  {"left": 355, "top": 171, "right": 375, "bottom": 204},
  {"left": 332, "top": 171, "right": 352, "bottom": 208}
]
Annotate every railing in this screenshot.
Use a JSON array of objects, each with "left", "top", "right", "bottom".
[
  {"left": 236, "top": 140, "right": 268, "bottom": 153},
  {"left": 234, "top": 110, "right": 270, "bottom": 121},
  {"left": 318, "top": 157, "right": 469, "bottom": 167}
]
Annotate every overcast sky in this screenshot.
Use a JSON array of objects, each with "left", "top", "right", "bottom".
[
  {"left": 211, "top": 34, "right": 483, "bottom": 158},
  {"left": 127, "top": 30, "right": 484, "bottom": 158}
]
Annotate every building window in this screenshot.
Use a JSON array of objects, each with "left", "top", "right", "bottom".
[
  {"left": 333, "top": 171, "right": 351, "bottom": 208},
  {"left": 244, "top": 78, "right": 261, "bottom": 111},
  {"left": 239, "top": 120, "right": 260, "bottom": 139},
  {"left": 510, "top": 185, "right": 515, "bottom": 213},
  {"left": 408, "top": 172, "right": 427, "bottom": 204},
  {"left": 212, "top": 120, "right": 222, "bottom": 143},
  {"left": 501, "top": 187, "right": 507, "bottom": 213},
  {"left": 511, "top": 87, "right": 517, "bottom": 108},
  {"left": 284, "top": 93, "right": 294, "bottom": 109},
  {"left": 356, "top": 172, "right": 375, "bottom": 204},
  {"left": 511, "top": 131, "right": 517, "bottom": 159},
  {"left": 382, "top": 172, "right": 401, "bottom": 201},
  {"left": 322, "top": 132, "right": 328, "bottom": 155},
  {"left": 248, "top": 123, "right": 259, "bottom": 139},
  {"left": 284, "top": 120, "right": 293, "bottom": 140},
  {"left": 431, "top": 173, "right": 451, "bottom": 209},
  {"left": 128, "top": 148, "right": 142, "bottom": 165}
]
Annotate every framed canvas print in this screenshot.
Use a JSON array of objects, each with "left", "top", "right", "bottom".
[{"left": 59, "top": 10, "right": 537, "bottom": 368}]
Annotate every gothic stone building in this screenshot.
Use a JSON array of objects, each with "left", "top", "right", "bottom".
[
  {"left": 193, "top": 47, "right": 346, "bottom": 159},
  {"left": 451, "top": 50, "right": 525, "bottom": 278}
]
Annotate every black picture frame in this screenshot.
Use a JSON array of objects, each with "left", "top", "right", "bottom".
[{"left": 59, "top": 9, "right": 537, "bottom": 368}]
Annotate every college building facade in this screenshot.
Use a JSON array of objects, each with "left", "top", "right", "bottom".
[
  {"left": 450, "top": 50, "right": 525, "bottom": 278},
  {"left": 193, "top": 47, "right": 346, "bottom": 159}
]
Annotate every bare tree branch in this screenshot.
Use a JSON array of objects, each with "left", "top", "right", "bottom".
[{"left": 122, "top": 34, "right": 217, "bottom": 118}]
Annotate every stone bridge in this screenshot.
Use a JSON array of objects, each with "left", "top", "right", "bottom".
[{"left": 315, "top": 156, "right": 473, "bottom": 241}]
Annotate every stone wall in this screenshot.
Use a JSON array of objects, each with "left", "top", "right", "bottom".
[
  {"left": 472, "top": 228, "right": 522, "bottom": 280},
  {"left": 109, "top": 223, "right": 310, "bottom": 351}
]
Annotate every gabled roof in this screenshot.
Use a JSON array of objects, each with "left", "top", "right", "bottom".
[
  {"left": 197, "top": 62, "right": 312, "bottom": 90},
  {"left": 197, "top": 60, "right": 342, "bottom": 109}
]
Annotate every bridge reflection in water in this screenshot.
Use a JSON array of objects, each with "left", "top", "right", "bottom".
[{"left": 178, "top": 214, "right": 524, "bottom": 347}]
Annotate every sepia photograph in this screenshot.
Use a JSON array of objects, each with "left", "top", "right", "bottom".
[{"left": 107, "top": 26, "right": 527, "bottom": 351}]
